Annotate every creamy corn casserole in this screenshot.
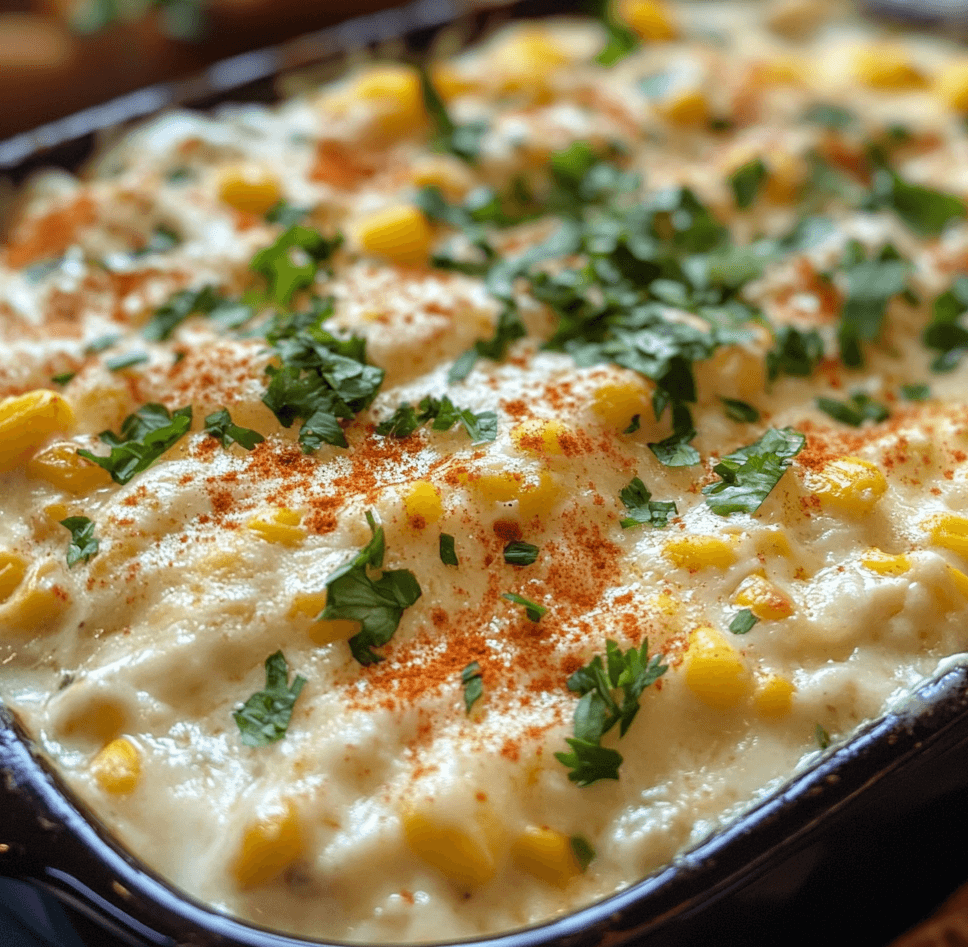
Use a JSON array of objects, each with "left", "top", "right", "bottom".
[{"left": 5, "top": 0, "right": 968, "bottom": 940}]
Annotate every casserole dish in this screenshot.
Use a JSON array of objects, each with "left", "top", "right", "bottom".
[{"left": 6, "top": 0, "right": 968, "bottom": 944}]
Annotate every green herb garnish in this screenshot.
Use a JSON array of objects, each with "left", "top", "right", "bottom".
[
  {"left": 618, "top": 477, "right": 677, "bottom": 529},
  {"left": 250, "top": 225, "right": 342, "bottom": 305},
  {"left": 232, "top": 651, "right": 306, "bottom": 747},
  {"left": 461, "top": 661, "right": 483, "bottom": 714},
  {"left": 900, "top": 382, "right": 930, "bottom": 401},
  {"left": 203, "top": 408, "right": 265, "bottom": 450},
  {"left": 321, "top": 511, "right": 422, "bottom": 665},
  {"left": 720, "top": 397, "right": 760, "bottom": 423},
  {"left": 728, "top": 608, "right": 759, "bottom": 635},
  {"left": 503, "top": 541, "right": 539, "bottom": 566},
  {"left": 570, "top": 835, "right": 596, "bottom": 871},
  {"left": 376, "top": 395, "right": 497, "bottom": 443},
  {"left": 419, "top": 67, "right": 488, "bottom": 163},
  {"left": 555, "top": 639, "right": 667, "bottom": 786},
  {"left": 60, "top": 516, "right": 99, "bottom": 567},
  {"left": 52, "top": 371, "right": 76, "bottom": 385},
  {"left": 502, "top": 592, "right": 547, "bottom": 622},
  {"left": 815, "top": 723, "right": 831, "bottom": 750},
  {"left": 802, "top": 103, "right": 856, "bottom": 129},
  {"left": 816, "top": 391, "right": 889, "bottom": 427},
  {"left": 766, "top": 325, "right": 825, "bottom": 381},
  {"left": 440, "top": 533, "right": 459, "bottom": 566},
  {"left": 924, "top": 276, "right": 968, "bottom": 371},
  {"left": 105, "top": 352, "right": 149, "bottom": 372},
  {"left": 78, "top": 403, "right": 192, "bottom": 485},
  {"left": 703, "top": 426, "right": 805, "bottom": 515},
  {"left": 730, "top": 158, "right": 767, "bottom": 209}
]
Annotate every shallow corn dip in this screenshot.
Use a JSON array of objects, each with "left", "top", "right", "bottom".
[{"left": 4, "top": 0, "right": 968, "bottom": 941}]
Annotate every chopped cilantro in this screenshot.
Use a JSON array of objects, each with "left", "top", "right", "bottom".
[
  {"left": 85, "top": 333, "right": 121, "bottom": 354},
  {"left": 570, "top": 835, "right": 596, "bottom": 871},
  {"left": 143, "top": 285, "right": 225, "bottom": 342},
  {"left": 815, "top": 723, "right": 831, "bottom": 750},
  {"left": 449, "top": 304, "right": 527, "bottom": 383},
  {"left": 78, "top": 403, "right": 192, "bottom": 485},
  {"left": 555, "top": 639, "right": 667, "bottom": 786},
  {"left": 720, "top": 397, "right": 760, "bottom": 423},
  {"left": 816, "top": 391, "right": 889, "bottom": 427},
  {"left": 418, "top": 67, "right": 488, "bottom": 163},
  {"left": 766, "top": 325, "right": 824, "bottom": 381},
  {"left": 901, "top": 382, "right": 930, "bottom": 401},
  {"left": 60, "top": 516, "right": 99, "bottom": 567},
  {"left": 836, "top": 242, "right": 909, "bottom": 367},
  {"left": 502, "top": 592, "right": 547, "bottom": 622},
  {"left": 647, "top": 404, "right": 700, "bottom": 468},
  {"left": 51, "top": 371, "right": 76, "bottom": 385},
  {"left": 105, "top": 352, "right": 149, "bottom": 372},
  {"left": 203, "top": 408, "right": 265, "bottom": 450},
  {"left": 730, "top": 158, "right": 768, "bottom": 209},
  {"left": 461, "top": 661, "right": 483, "bottom": 714},
  {"left": 264, "top": 200, "right": 311, "bottom": 228},
  {"left": 250, "top": 225, "right": 342, "bottom": 305},
  {"left": 440, "top": 533, "right": 459, "bottom": 566},
  {"left": 802, "top": 103, "right": 856, "bottom": 129},
  {"left": 503, "top": 541, "right": 539, "bottom": 566},
  {"left": 924, "top": 276, "right": 968, "bottom": 371},
  {"left": 866, "top": 166, "right": 967, "bottom": 236},
  {"left": 232, "top": 651, "right": 306, "bottom": 747},
  {"left": 376, "top": 395, "right": 497, "bottom": 444},
  {"left": 321, "top": 512, "right": 422, "bottom": 665},
  {"left": 703, "top": 426, "right": 805, "bottom": 515},
  {"left": 618, "top": 477, "right": 677, "bottom": 529},
  {"left": 729, "top": 608, "right": 759, "bottom": 635},
  {"left": 133, "top": 225, "right": 180, "bottom": 257},
  {"left": 596, "top": 16, "right": 639, "bottom": 66},
  {"left": 262, "top": 301, "right": 384, "bottom": 452},
  {"left": 623, "top": 414, "right": 641, "bottom": 434}
]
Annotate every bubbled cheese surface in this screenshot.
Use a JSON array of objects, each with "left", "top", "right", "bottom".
[{"left": 4, "top": 0, "right": 968, "bottom": 941}]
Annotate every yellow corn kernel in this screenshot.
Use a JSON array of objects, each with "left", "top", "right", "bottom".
[
  {"left": 925, "top": 513, "right": 968, "bottom": 561},
  {"left": 288, "top": 591, "right": 361, "bottom": 644},
  {"left": 934, "top": 61, "right": 968, "bottom": 112},
  {"left": 402, "top": 808, "right": 496, "bottom": 889},
  {"left": 754, "top": 530, "right": 792, "bottom": 559},
  {"left": 354, "top": 204, "right": 433, "bottom": 267},
  {"left": 289, "top": 590, "right": 328, "bottom": 620},
  {"left": 757, "top": 55, "right": 807, "bottom": 86},
  {"left": 753, "top": 674, "right": 795, "bottom": 718},
  {"left": 663, "top": 535, "right": 737, "bottom": 572},
  {"left": 517, "top": 472, "right": 562, "bottom": 521},
  {"left": 684, "top": 626, "right": 752, "bottom": 710},
  {"left": 946, "top": 563, "right": 968, "bottom": 599},
  {"left": 591, "top": 376, "right": 652, "bottom": 431},
  {"left": 232, "top": 800, "right": 304, "bottom": 890},
  {"left": 734, "top": 574, "right": 793, "bottom": 621},
  {"left": 472, "top": 471, "right": 521, "bottom": 504},
  {"left": 655, "top": 89, "right": 710, "bottom": 126},
  {"left": 431, "top": 63, "right": 475, "bottom": 101},
  {"left": 853, "top": 45, "right": 926, "bottom": 90},
  {"left": 860, "top": 548, "right": 911, "bottom": 576},
  {"left": 806, "top": 457, "right": 887, "bottom": 516},
  {"left": 26, "top": 442, "right": 112, "bottom": 494},
  {"left": 216, "top": 166, "right": 282, "bottom": 216},
  {"left": 0, "top": 390, "right": 75, "bottom": 473},
  {"left": 1, "top": 573, "right": 69, "bottom": 634},
  {"left": 615, "top": 0, "right": 678, "bottom": 40},
  {"left": 652, "top": 590, "right": 679, "bottom": 616},
  {"left": 405, "top": 480, "right": 443, "bottom": 529},
  {"left": 248, "top": 509, "right": 305, "bottom": 547},
  {"left": 511, "top": 826, "right": 580, "bottom": 887},
  {"left": 493, "top": 29, "right": 569, "bottom": 98},
  {"left": 409, "top": 156, "right": 472, "bottom": 201},
  {"left": 90, "top": 737, "right": 140, "bottom": 795},
  {"left": 0, "top": 551, "right": 26, "bottom": 605},
  {"left": 511, "top": 419, "right": 568, "bottom": 456},
  {"left": 354, "top": 64, "right": 425, "bottom": 137},
  {"left": 763, "top": 151, "right": 806, "bottom": 204}
]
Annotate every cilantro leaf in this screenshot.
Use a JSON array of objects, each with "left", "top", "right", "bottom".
[
  {"left": 503, "top": 541, "right": 539, "bottom": 566},
  {"left": 596, "top": 17, "right": 639, "bottom": 66},
  {"left": 265, "top": 200, "right": 311, "bottom": 228},
  {"left": 648, "top": 426, "right": 700, "bottom": 467},
  {"left": 555, "top": 639, "right": 667, "bottom": 786},
  {"left": 720, "top": 397, "right": 760, "bottom": 423},
  {"left": 440, "top": 533, "right": 459, "bottom": 566},
  {"left": 728, "top": 608, "right": 759, "bottom": 635},
  {"left": 105, "top": 352, "right": 149, "bottom": 372},
  {"left": 816, "top": 391, "right": 889, "bottom": 427},
  {"left": 321, "top": 512, "right": 422, "bottom": 665},
  {"left": 815, "top": 723, "right": 831, "bottom": 750},
  {"left": 78, "top": 403, "right": 192, "bottom": 485},
  {"left": 730, "top": 158, "right": 768, "bottom": 209},
  {"left": 60, "top": 516, "right": 99, "bottom": 567},
  {"left": 836, "top": 242, "right": 909, "bottom": 367},
  {"left": 924, "top": 276, "right": 968, "bottom": 371},
  {"left": 418, "top": 67, "right": 488, "bottom": 163},
  {"left": 52, "top": 371, "right": 76, "bottom": 385},
  {"left": 502, "top": 592, "right": 547, "bottom": 622},
  {"left": 766, "top": 325, "right": 824, "bottom": 381},
  {"left": 143, "top": 285, "right": 223, "bottom": 342},
  {"left": 618, "top": 477, "right": 677, "bottom": 528},
  {"left": 623, "top": 414, "right": 641, "bottom": 434},
  {"left": 449, "top": 304, "right": 527, "bottom": 382},
  {"left": 570, "top": 835, "right": 596, "bottom": 872},
  {"left": 901, "top": 382, "right": 930, "bottom": 401},
  {"left": 867, "top": 167, "right": 967, "bottom": 236},
  {"left": 461, "top": 661, "right": 483, "bottom": 714},
  {"left": 250, "top": 225, "right": 342, "bottom": 305},
  {"left": 802, "top": 103, "right": 856, "bottom": 129},
  {"left": 203, "top": 408, "right": 265, "bottom": 450},
  {"left": 134, "top": 225, "right": 180, "bottom": 257},
  {"left": 232, "top": 651, "right": 306, "bottom": 747},
  {"left": 703, "top": 426, "right": 805, "bottom": 515},
  {"left": 376, "top": 395, "right": 497, "bottom": 444}
]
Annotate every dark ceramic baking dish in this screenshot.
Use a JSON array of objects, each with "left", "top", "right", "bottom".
[{"left": 4, "top": 1, "right": 968, "bottom": 944}]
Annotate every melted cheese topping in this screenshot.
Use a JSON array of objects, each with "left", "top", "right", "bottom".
[{"left": 4, "top": 1, "right": 968, "bottom": 941}]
